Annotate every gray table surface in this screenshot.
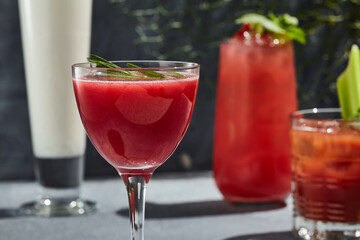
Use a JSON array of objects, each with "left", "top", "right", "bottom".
[{"left": 0, "top": 171, "right": 295, "bottom": 240}]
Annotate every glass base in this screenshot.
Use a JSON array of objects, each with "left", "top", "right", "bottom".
[
  {"left": 20, "top": 198, "right": 97, "bottom": 217},
  {"left": 294, "top": 215, "right": 360, "bottom": 240}
]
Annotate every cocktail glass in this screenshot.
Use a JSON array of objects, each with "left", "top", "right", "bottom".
[
  {"left": 213, "top": 33, "right": 297, "bottom": 203},
  {"left": 291, "top": 108, "right": 360, "bottom": 239},
  {"left": 72, "top": 61, "right": 199, "bottom": 240},
  {"left": 18, "top": 0, "right": 95, "bottom": 216}
]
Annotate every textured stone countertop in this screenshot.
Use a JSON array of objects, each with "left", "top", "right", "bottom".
[{"left": 0, "top": 171, "right": 295, "bottom": 240}]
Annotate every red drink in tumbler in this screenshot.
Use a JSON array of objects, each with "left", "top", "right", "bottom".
[
  {"left": 290, "top": 109, "right": 360, "bottom": 240},
  {"left": 213, "top": 28, "right": 297, "bottom": 202},
  {"left": 291, "top": 117, "right": 360, "bottom": 223}
]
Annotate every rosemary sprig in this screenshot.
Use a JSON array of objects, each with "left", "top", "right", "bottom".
[
  {"left": 168, "top": 71, "right": 186, "bottom": 78},
  {"left": 88, "top": 54, "right": 185, "bottom": 79},
  {"left": 88, "top": 54, "right": 134, "bottom": 77},
  {"left": 126, "top": 63, "right": 167, "bottom": 79}
]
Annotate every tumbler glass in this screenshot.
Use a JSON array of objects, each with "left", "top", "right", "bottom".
[{"left": 291, "top": 108, "right": 360, "bottom": 239}]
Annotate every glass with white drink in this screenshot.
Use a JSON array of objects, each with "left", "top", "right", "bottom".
[{"left": 18, "top": 0, "right": 95, "bottom": 216}]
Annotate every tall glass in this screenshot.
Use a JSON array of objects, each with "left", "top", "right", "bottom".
[
  {"left": 291, "top": 108, "right": 360, "bottom": 240},
  {"left": 18, "top": 0, "right": 95, "bottom": 216},
  {"left": 213, "top": 36, "right": 297, "bottom": 202},
  {"left": 72, "top": 61, "right": 199, "bottom": 239}
]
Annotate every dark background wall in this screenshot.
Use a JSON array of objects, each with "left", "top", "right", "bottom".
[{"left": 0, "top": 0, "right": 359, "bottom": 181}]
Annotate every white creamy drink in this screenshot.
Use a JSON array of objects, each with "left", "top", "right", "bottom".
[{"left": 19, "top": 0, "right": 92, "bottom": 188}]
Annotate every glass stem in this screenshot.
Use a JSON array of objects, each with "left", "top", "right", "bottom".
[{"left": 123, "top": 175, "right": 147, "bottom": 240}]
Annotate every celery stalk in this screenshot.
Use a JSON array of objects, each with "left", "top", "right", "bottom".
[{"left": 337, "top": 44, "right": 360, "bottom": 120}]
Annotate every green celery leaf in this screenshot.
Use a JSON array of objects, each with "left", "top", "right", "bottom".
[
  {"left": 286, "top": 27, "right": 306, "bottom": 44},
  {"left": 235, "top": 13, "right": 285, "bottom": 34},
  {"left": 337, "top": 44, "right": 360, "bottom": 120},
  {"left": 235, "top": 13, "right": 306, "bottom": 44}
]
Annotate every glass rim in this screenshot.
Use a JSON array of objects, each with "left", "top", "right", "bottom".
[
  {"left": 221, "top": 37, "right": 292, "bottom": 48},
  {"left": 291, "top": 108, "right": 360, "bottom": 123},
  {"left": 72, "top": 60, "right": 200, "bottom": 71},
  {"left": 292, "top": 108, "right": 341, "bottom": 116}
]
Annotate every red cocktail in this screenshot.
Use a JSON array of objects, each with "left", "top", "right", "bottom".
[
  {"left": 72, "top": 60, "right": 199, "bottom": 240},
  {"left": 73, "top": 73, "right": 198, "bottom": 177},
  {"left": 213, "top": 27, "right": 297, "bottom": 202},
  {"left": 291, "top": 108, "right": 360, "bottom": 239}
]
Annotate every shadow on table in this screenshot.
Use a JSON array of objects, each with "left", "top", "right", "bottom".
[
  {"left": 0, "top": 208, "right": 22, "bottom": 219},
  {"left": 224, "top": 231, "right": 296, "bottom": 240},
  {"left": 117, "top": 200, "right": 286, "bottom": 219}
]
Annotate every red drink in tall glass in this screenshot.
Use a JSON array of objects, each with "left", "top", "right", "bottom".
[
  {"left": 213, "top": 30, "right": 297, "bottom": 202},
  {"left": 73, "top": 74, "right": 198, "bottom": 178}
]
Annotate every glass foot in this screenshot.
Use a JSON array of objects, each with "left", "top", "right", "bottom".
[
  {"left": 20, "top": 198, "right": 97, "bottom": 217},
  {"left": 294, "top": 215, "right": 360, "bottom": 240}
]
